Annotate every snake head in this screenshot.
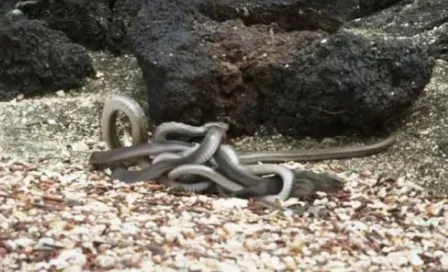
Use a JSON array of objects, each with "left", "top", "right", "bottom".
[{"left": 204, "top": 122, "right": 229, "bottom": 131}]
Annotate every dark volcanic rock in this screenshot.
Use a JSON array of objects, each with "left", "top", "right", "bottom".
[
  {"left": 428, "top": 24, "right": 448, "bottom": 61},
  {"left": 0, "top": 17, "right": 95, "bottom": 101},
  {"left": 0, "top": 0, "right": 17, "bottom": 16},
  {"left": 358, "top": 0, "right": 404, "bottom": 15},
  {"left": 132, "top": 0, "right": 434, "bottom": 137},
  {"left": 262, "top": 31, "right": 434, "bottom": 136},
  {"left": 18, "top": 0, "right": 111, "bottom": 51},
  {"left": 345, "top": 0, "right": 448, "bottom": 60},
  {"left": 14, "top": 0, "right": 143, "bottom": 54},
  {"left": 198, "top": 0, "right": 361, "bottom": 33},
  {"left": 347, "top": 0, "right": 448, "bottom": 36},
  {"left": 108, "top": 0, "right": 143, "bottom": 55}
]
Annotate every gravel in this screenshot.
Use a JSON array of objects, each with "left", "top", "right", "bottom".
[
  {"left": 1, "top": 156, "right": 447, "bottom": 271},
  {"left": 0, "top": 52, "right": 447, "bottom": 271}
]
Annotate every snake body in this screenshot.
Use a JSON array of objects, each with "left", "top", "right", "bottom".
[
  {"left": 152, "top": 122, "right": 223, "bottom": 142},
  {"left": 111, "top": 123, "right": 229, "bottom": 183},
  {"left": 153, "top": 123, "right": 277, "bottom": 190},
  {"left": 100, "top": 95, "right": 150, "bottom": 168},
  {"left": 213, "top": 145, "right": 282, "bottom": 195},
  {"left": 91, "top": 95, "right": 423, "bottom": 207},
  {"left": 168, "top": 163, "right": 294, "bottom": 202},
  {"left": 237, "top": 136, "right": 396, "bottom": 164},
  {"left": 150, "top": 152, "right": 214, "bottom": 193},
  {"left": 98, "top": 97, "right": 398, "bottom": 166},
  {"left": 90, "top": 141, "right": 193, "bottom": 166}
]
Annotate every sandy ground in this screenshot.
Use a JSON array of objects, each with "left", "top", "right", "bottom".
[
  {"left": 1, "top": 53, "right": 447, "bottom": 193},
  {"left": 0, "top": 52, "right": 447, "bottom": 271}
]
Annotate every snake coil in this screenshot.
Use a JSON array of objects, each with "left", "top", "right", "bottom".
[{"left": 90, "top": 95, "right": 423, "bottom": 210}]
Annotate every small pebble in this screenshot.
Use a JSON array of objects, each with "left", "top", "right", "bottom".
[
  {"left": 96, "top": 255, "right": 116, "bottom": 268},
  {"left": 0, "top": 155, "right": 446, "bottom": 271},
  {"left": 70, "top": 141, "right": 89, "bottom": 152}
]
